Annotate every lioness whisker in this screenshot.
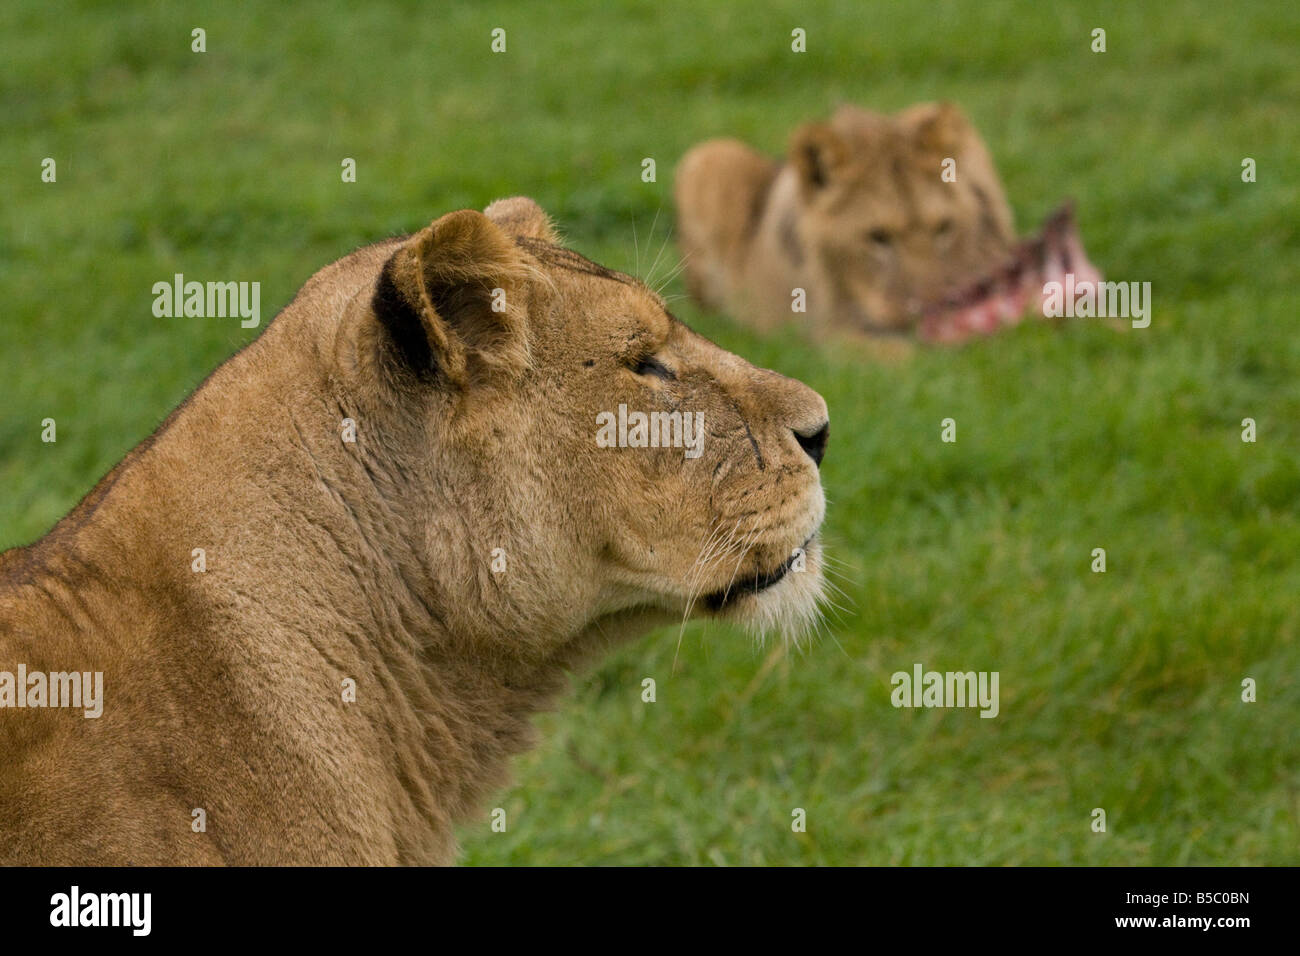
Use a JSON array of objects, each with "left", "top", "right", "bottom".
[
  {"left": 652, "top": 254, "right": 690, "bottom": 297},
  {"left": 638, "top": 205, "right": 662, "bottom": 284},
  {"left": 643, "top": 214, "right": 673, "bottom": 290},
  {"left": 675, "top": 516, "right": 739, "bottom": 668}
]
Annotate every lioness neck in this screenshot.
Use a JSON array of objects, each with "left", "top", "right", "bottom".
[{"left": 0, "top": 298, "right": 567, "bottom": 865}]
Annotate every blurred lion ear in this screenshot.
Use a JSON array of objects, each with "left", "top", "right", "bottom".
[
  {"left": 789, "top": 121, "right": 848, "bottom": 197},
  {"left": 484, "top": 196, "right": 560, "bottom": 243},
  {"left": 904, "top": 101, "right": 971, "bottom": 156},
  {"left": 371, "top": 210, "right": 533, "bottom": 387}
]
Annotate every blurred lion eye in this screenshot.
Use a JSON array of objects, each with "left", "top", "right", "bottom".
[
  {"left": 629, "top": 355, "right": 675, "bottom": 380},
  {"left": 866, "top": 229, "right": 894, "bottom": 247},
  {"left": 934, "top": 219, "right": 954, "bottom": 237}
]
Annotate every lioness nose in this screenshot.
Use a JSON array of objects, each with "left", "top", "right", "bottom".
[{"left": 794, "top": 421, "right": 829, "bottom": 466}]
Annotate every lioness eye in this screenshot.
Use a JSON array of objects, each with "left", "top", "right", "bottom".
[
  {"left": 866, "top": 229, "right": 894, "bottom": 247},
  {"left": 935, "top": 219, "right": 954, "bottom": 236},
  {"left": 629, "top": 355, "right": 675, "bottom": 380}
]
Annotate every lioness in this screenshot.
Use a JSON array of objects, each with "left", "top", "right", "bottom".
[
  {"left": 0, "top": 198, "right": 829, "bottom": 865},
  {"left": 676, "top": 102, "right": 1099, "bottom": 342}
]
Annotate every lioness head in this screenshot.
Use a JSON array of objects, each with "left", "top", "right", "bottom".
[
  {"left": 788, "top": 102, "right": 1016, "bottom": 331},
  {"left": 343, "top": 197, "right": 830, "bottom": 653}
]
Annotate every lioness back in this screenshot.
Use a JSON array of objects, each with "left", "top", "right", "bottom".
[{"left": 675, "top": 139, "right": 779, "bottom": 311}]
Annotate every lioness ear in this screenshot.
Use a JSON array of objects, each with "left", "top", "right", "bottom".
[
  {"left": 371, "top": 210, "right": 532, "bottom": 387},
  {"left": 904, "top": 101, "right": 970, "bottom": 156},
  {"left": 484, "top": 196, "right": 560, "bottom": 243},
  {"left": 789, "top": 121, "right": 848, "bottom": 197}
]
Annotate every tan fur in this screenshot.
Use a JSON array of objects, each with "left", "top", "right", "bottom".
[
  {"left": 0, "top": 198, "right": 829, "bottom": 865},
  {"left": 675, "top": 102, "right": 1016, "bottom": 335}
]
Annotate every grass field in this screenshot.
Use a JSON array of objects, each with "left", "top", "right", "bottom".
[{"left": 2, "top": 1, "right": 1298, "bottom": 864}]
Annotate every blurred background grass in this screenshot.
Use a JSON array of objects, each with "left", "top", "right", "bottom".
[{"left": 2, "top": 0, "right": 1297, "bottom": 864}]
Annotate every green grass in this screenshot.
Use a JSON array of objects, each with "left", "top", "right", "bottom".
[{"left": 3, "top": 0, "right": 1298, "bottom": 864}]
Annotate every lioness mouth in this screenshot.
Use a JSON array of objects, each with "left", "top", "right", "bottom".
[
  {"left": 703, "top": 535, "right": 814, "bottom": 611},
  {"left": 918, "top": 201, "right": 1102, "bottom": 344}
]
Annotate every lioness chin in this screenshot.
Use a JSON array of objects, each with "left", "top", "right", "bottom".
[{"left": 0, "top": 197, "right": 829, "bottom": 865}]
